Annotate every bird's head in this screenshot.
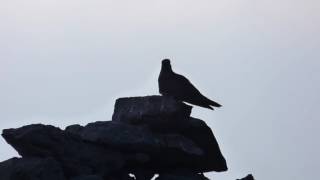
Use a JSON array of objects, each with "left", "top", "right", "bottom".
[
  {"left": 162, "top": 59, "right": 170, "bottom": 65},
  {"left": 161, "top": 59, "right": 172, "bottom": 71}
]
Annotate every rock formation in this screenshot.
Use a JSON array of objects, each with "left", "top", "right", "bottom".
[{"left": 0, "top": 95, "right": 253, "bottom": 180}]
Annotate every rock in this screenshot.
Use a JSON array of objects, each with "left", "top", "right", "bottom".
[
  {"left": 0, "top": 95, "right": 230, "bottom": 179},
  {"left": 70, "top": 175, "right": 104, "bottom": 180},
  {"left": 131, "top": 168, "right": 155, "bottom": 180},
  {"left": 180, "top": 117, "right": 227, "bottom": 172},
  {"left": 156, "top": 169, "right": 210, "bottom": 180},
  {"left": 66, "top": 121, "right": 203, "bottom": 156},
  {"left": 111, "top": 96, "right": 227, "bottom": 173},
  {"left": 112, "top": 96, "right": 192, "bottom": 132},
  {"left": 2, "top": 124, "right": 125, "bottom": 177},
  {"left": 66, "top": 121, "right": 204, "bottom": 172},
  {"left": 2, "top": 122, "right": 206, "bottom": 177},
  {"left": 105, "top": 172, "right": 136, "bottom": 180},
  {"left": 236, "top": 174, "right": 254, "bottom": 180},
  {"left": 0, "top": 157, "right": 65, "bottom": 180},
  {"left": 66, "top": 121, "right": 156, "bottom": 153}
]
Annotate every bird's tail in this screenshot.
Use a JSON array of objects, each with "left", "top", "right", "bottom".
[{"left": 208, "top": 99, "right": 222, "bottom": 107}]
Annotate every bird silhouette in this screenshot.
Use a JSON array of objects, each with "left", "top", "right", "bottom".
[{"left": 158, "top": 59, "right": 222, "bottom": 110}]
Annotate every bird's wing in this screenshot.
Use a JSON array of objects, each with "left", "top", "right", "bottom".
[
  {"left": 174, "top": 73, "right": 221, "bottom": 108},
  {"left": 173, "top": 73, "right": 203, "bottom": 98}
]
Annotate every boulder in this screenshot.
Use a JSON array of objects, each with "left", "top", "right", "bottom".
[
  {"left": 66, "top": 121, "right": 203, "bottom": 156},
  {"left": 0, "top": 95, "right": 230, "bottom": 179},
  {"left": 70, "top": 175, "right": 104, "bottom": 180},
  {"left": 0, "top": 157, "right": 65, "bottom": 180},
  {"left": 156, "top": 169, "right": 210, "bottom": 180},
  {"left": 112, "top": 96, "right": 192, "bottom": 132},
  {"left": 2, "top": 124, "right": 125, "bottom": 177},
  {"left": 110, "top": 96, "right": 227, "bottom": 172},
  {"left": 66, "top": 121, "right": 204, "bottom": 171},
  {"left": 180, "top": 117, "right": 227, "bottom": 172}
]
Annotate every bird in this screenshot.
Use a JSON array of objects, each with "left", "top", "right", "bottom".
[{"left": 158, "top": 59, "right": 222, "bottom": 110}]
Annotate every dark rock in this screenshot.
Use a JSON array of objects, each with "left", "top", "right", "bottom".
[
  {"left": 66, "top": 117, "right": 227, "bottom": 173},
  {"left": 70, "top": 175, "right": 104, "bottom": 180},
  {"left": 236, "top": 174, "right": 254, "bottom": 180},
  {"left": 1, "top": 95, "right": 230, "bottom": 179},
  {"left": 2, "top": 122, "right": 206, "bottom": 177},
  {"left": 2, "top": 124, "right": 125, "bottom": 177},
  {"left": 180, "top": 117, "right": 227, "bottom": 172},
  {"left": 131, "top": 168, "right": 155, "bottom": 180},
  {"left": 112, "top": 96, "right": 192, "bottom": 132},
  {"left": 111, "top": 96, "right": 227, "bottom": 173},
  {"left": 156, "top": 169, "right": 210, "bottom": 180},
  {"left": 0, "top": 157, "right": 65, "bottom": 180},
  {"left": 66, "top": 121, "right": 156, "bottom": 153},
  {"left": 105, "top": 172, "right": 136, "bottom": 180},
  {"left": 66, "top": 121, "right": 204, "bottom": 172},
  {"left": 66, "top": 121, "right": 202, "bottom": 156},
  {"left": 65, "top": 124, "right": 84, "bottom": 135}
]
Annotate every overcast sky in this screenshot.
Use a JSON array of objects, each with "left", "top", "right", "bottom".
[{"left": 1, "top": 1, "right": 320, "bottom": 180}]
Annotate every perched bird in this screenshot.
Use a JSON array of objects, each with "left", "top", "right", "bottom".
[{"left": 158, "top": 59, "right": 222, "bottom": 110}]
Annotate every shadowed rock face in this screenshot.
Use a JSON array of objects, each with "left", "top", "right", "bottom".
[
  {"left": 2, "top": 124, "right": 125, "bottom": 177},
  {"left": 70, "top": 175, "right": 106, "bottom": 180},
  {"left": 0, "top": 157, "right": 65, "bottom": 180},
  {"left": 181, "top": 117, "right": 227, "bottom": 172},
  {"left": 66, "top": 121, "right": 204, "bottom": 170},
  {"left": 66, "top": 121, "right": 203, "bottom": 156},
  {"left": 1, "top": 96, "right": 233, "bottom": 180},
  {"left": 112, "top": 96, "right": 192, "bottom": 133},
  {"left": 156, "top": 170, "right": 210, "bottom": 180},
  {"left": 111, "top": 96, "right": 227, "bottom": 172}
]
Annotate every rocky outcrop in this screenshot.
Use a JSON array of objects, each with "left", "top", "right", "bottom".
[
  {"left": 112, "top": 96, "right": 192, "bottom": 133},
  {"left": 2, "top": 124, "right": 125, "bottom": 178},
  {"left": 0, "top": 95, "right": 252, "bottom": 180},
  {"left": 155, "top": 169, "right": 210, "bottom": 180},
  {"left": 0, "top": 157, "right": 65, "bottom": 180}
]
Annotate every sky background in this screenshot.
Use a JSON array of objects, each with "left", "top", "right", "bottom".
[{"left": 1, "top": 0, "right": 320, "bottom": 180}]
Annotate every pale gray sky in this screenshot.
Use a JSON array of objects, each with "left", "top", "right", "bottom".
[{"left": 1, "top": 1, "right": 320, "bottom": 180}]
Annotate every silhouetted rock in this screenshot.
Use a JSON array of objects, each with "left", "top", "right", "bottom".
[
  {"left": 112, "top": 96, "right": 192, "bottom": 132},
  {"left": 2, "top": 124, "right": 125, "bottom": 177},
  {"left": 180, "top": 117, "right": 227, "bottom": 172},
  {"left": 66, "top": 121, "right": 203, "bottom": 157},
  {"left": 236, "top": 174, "right": 254, "bottom": 180},
  {"left": 131, "top": 168, "right": 155, "bottom": 180},
  {"left": 66, "top": 120, "right": 204, "bottom": 171},
  {"left": 0, "top": 95, "right": 232, "bottom": 180},
  {"left": 70, "top": 175, "right": 104, "bottom": 180},
  {"left": 111, "top": 96, "right": 226, "bottom": 172},
  {"left": 156, "top": 169, "right": 209, "bottom": 180},
  {"left": 0, "top": 157, "right": 65, "bottom": 180},
  {"left": 105, "top": 172, "right": 136, "bottom": 180}
]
